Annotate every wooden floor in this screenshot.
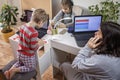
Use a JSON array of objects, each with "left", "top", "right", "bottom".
[{"left": 0, "top": 32, "right": 14, "bottom": 69}]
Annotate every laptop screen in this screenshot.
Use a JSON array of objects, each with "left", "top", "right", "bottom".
[{"left": 74, "top": 15, "right": 102, "bottom": 32}]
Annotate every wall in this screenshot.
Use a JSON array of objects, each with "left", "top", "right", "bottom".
[
  {"left": 8, "top": 0, "right": 22, "bottom": 18},
  {"left": 0, "top": 0, "right": 120, "bottom": 23},
  {"left": 21, "top": 0, "right": 52, "bottom": 18},
  {"left": 0, "top": 0, "right": 7, "bottom": 12},
  {"left": 74, "top": 0, "right": 120, "bottom": 8},
  {"left": 0, "top": 0, "right": 52, "bottom": 18},
  {"left": 73, "top": 0, "right": 120, "bottom": 23},
  {"left": 0, "top": 0, "right": 22, "bottom": 18},
  {"left": 52, "top": 0, "right": 61, "bottom": 18}
]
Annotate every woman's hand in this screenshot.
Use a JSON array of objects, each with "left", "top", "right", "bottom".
[{"left": 87, "top": 36, "right": 102, "bottom": 49}]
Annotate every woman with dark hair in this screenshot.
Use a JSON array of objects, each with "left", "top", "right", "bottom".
[
  {"left": 60, "top": 21, "right": 120, "bottom": 80},
  {"left": 50, "top": 0, "right": 82, "bottom": 28}
]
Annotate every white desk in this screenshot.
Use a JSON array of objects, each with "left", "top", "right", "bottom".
[
  {"left": 50, "top": 31, "right": 81, "bottom": 77},
  {"left": 51, "top": 32, "right": 80, "bottom": 55}
]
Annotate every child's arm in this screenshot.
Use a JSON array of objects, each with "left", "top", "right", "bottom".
[{"left": 30, "top": 33, "right": 40, "bottom": 50}]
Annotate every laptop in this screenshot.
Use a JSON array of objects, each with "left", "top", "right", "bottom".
[{"left": 73, "top": 15, "right": 102, "bottom": 47}]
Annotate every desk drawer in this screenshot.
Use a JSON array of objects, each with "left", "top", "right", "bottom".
[{"left": 37, "top": 50, "right": 51, "bottom": 75}]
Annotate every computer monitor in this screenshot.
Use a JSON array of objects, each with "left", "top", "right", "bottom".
[{"left": 74, "top": 15, "right": 102, "bottom": 33}]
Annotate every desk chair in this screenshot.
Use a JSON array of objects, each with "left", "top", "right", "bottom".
[{"left": 12, "top": 70, "right": 37, "bottom": 80}]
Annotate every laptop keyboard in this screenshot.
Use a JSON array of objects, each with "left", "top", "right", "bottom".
[
  {"left": 74, "top": 32, "right": 94, "bottom": 40},
  {"left": 76, "top": 40, "right": 88, "bottom": 47},
  {"left": 73, "top": 32, "right": 94, "bottom": 47}
]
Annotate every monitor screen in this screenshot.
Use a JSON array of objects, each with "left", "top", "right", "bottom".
[{"left": 74, "top": 15, "right": 102, "bottom": 32}]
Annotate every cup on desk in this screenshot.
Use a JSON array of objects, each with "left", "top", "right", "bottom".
[{"left": 52, "top": 28, "right": 58, "bottom": 35}]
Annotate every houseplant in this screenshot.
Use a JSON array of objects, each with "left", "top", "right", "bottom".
[
  {"left": 0, "top": 4, "right": 19, "bottom": 42},
  {"left": 88, "top": 0, "right": 120, "bottom": 22}
]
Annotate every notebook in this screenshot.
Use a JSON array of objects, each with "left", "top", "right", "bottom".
[{"left": 73, "top": 15, "right": 102, "bottom": 47}]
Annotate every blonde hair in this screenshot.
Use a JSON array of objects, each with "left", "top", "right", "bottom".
[{"left": 32, "top": 8, "right": 48, "bottom": 23}]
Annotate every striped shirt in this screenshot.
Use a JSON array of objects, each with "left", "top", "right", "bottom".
[
  {"left": 13, "top": 25, "right": 39, "bottom": 72},
  {"left": 18, "top": 25, "right": 38, "bottom": 56}
]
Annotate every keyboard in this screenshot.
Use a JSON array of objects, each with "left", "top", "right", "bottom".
[
  {"left": 73, "top": 32, "right": 94, "bottom": 47},
  {"left": 74, "top": 32, "right": 94, "bottom": 40},
  {"left": 75, "top": 40, "right": 88, "bottom": 47}
]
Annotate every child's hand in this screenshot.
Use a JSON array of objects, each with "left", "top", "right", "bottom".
[
  {"left": 87, "top": 36, "right": 102, "bottom": 49},
  {"left": 47, "top": 26, "right": 52, "bottom": 35},
  {"left": 38, "top": 39, "right": 45, "bottom": 46},
  {"left": 47, "top": 29, "right": 52, "bottom": 35}
]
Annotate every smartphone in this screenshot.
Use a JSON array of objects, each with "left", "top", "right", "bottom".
[{"left": 96, "top": 38, "right": 102, "bottom": 43}]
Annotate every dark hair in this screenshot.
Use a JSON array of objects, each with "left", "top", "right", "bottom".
[
  {"left": 96, "top": 21, "right": 120, "bottom": 57},
  {"left": 61, "top": 0, "right": 74, "bottom": 9}
]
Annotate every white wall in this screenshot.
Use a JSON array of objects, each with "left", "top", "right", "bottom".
[
  {"left": 73, "top": 0, "right": 120, "bottom": 23},
  {"left": 73, "top": 0, "right": 101, "bottom": 9},
  {"left": 0, "top": 0, "right": 22, "bottom": 18},
  {"left": 0, "top": 0, "right": 7, "bottom": 12},
  {"left": 8, "top": 0, "right": 22, "bottom": 18},
  {"left": 73, "top": 0, "right": 120, "bottom": 8}
]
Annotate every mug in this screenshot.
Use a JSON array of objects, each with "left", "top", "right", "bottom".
[{"left": 52, "top": 28, "right": 58, "bottom": 35}]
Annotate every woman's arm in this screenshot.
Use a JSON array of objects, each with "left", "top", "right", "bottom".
[
  {"left": 72, "top": 45, "right": 99, "bottom": 73},
  {"left": 72, "top": 37, "right": 102, "bottom": 73}
]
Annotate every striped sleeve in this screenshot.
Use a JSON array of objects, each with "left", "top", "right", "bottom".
[{"left": 30, "top": 32, "right": 38, "bottom": 50}]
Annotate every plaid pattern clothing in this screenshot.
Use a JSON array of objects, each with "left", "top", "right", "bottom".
[
  {"left": 13, "top": 25, "right": 39, "bottom": 72},
  {"left": 13, "top": 52, "right": 37, "bottom": 72}
]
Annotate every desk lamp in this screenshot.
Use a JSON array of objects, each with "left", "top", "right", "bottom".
[{"left": 54, "top": 17, "right": 72, "bottom": 29}]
